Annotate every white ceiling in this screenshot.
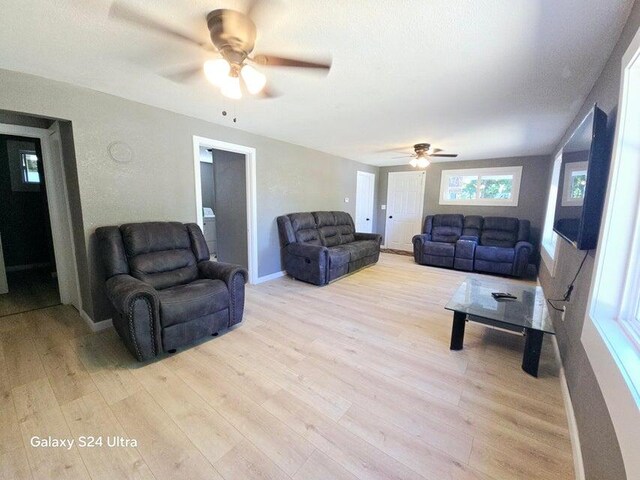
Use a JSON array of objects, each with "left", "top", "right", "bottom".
[{"left": 0, "top": 0, "right": 633, "bottom": 166}]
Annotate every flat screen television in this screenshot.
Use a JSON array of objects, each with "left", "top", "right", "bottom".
[{"left": 553, "top": 104, "right": 609, "bottom": 250}]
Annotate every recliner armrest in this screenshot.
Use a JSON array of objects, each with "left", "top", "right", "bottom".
[
  {"left": 412, "top": 233, "right": 431, "bottom": 244},
  {"left": 198, "top": 261, "right": 248, "bottom": 287},
  {"left": 198, "top": 261, "right": 248, "bottom": 327},
  {"left": 106, "top": 274, "right": 159, "bottom": 316},
  {"left": 515, "top": 241, "right": 533, "bottom": 253},
  {"left": 513, "top": 241, "right": 534, "bottom": 277},
  {"left": 105, "top": 274, "right": 161, "bottom": 361},
  {"left": 354, "top": 232, "right": 382, "bottom": 244}
]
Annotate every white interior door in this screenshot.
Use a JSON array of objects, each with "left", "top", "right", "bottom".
[
  {"left": 385, "top": 171, "right": 426, "bottom": 251},
  {"left": 355, "top": 171, "right": 375, "bottom": 233}
]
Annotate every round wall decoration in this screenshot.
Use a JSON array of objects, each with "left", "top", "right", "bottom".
[{"left": 108, "top": 141, "right": 134, "bottom": 164}]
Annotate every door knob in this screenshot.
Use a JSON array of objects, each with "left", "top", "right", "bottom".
[
  {"left": 389, "top": 215, "right": 393, "bottom": 219},
  {"left": 366, "top": 218, "right": 370, "bottom": 221}
]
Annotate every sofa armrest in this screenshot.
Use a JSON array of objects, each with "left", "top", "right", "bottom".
[
  {"left": 198, "top": 261, "right": 248, "bottom": 327},
  {"left": 412, "top": 234, "right": 431, "bottom": 263},
  {"left": 354, "top": 232, "right": 382, "bottom": 244},
  {"left": 513, "top": 241, "right": 533, "bottom": 277},
  {"left": 283, "top": 243, "right": 328, "bottom": 285},
  {"left": 412, "top": 233, "right": 431, "bottom": 244},
  {"left": 459, "top": 235, "right": 479, "bottom": 243},
  {"left": 105, "top": 274, "right": 161, "bottom": 361}
]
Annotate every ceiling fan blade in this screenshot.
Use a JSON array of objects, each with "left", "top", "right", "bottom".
[
  {"left": 430, "top": 148, "right": 443, "bottom": 154},
  {"left": 430, "top": 153, "right": 459, "bottom": 158},
  {"left": 392, "top": 155, "right": 415, "bottom": 159},
  {"left": 109, "top": 1, "right": 207, "bottom": 48},
  {"left": 162, "top": 64, "right": 203, "bottom": 83},
  {"left": 251, "top": 54, "right": 331, "bottom": 70}
]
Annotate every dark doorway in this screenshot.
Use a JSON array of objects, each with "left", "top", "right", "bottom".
[
  {"left": 0, "top": 134, "right": 60, "bottom": 317},
  {"left": 199, "top": 147, "right": 248, "bottom": 269}
]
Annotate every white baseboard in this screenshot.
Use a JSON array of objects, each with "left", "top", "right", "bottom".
[
  {"left": 552, "top": 336, "right": 586, "bottom": 480},
  {"left": 80, "top": 309, "right": 113, "bottom": 332},
  {"left": 255, "top": 270, "right": 286, "bottom": 284}
]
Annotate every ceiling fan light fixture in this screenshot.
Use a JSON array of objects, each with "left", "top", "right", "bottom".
[
  {"left": 203, "top": 59, "right": 231, "bottom": 86},
  {"left": 409, "top": 158, "right": 418, "bottom": 168},
  {"left": 221, "top": 74, "right": 242, "bottom": 99},
  {"left": 417, "top": 156, "right": 430, "bottom": 168},
  {"left": 241, "top": 64, "right": 267, "bottom": 94}
]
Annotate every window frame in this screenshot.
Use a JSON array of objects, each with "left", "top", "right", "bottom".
[
  {"left": 541, "top": 153, "right": 562, "bottom": 276},
  {"left": 561, "top": 160, "right": 588, "bottom": 207},
  {"left": 19, "top": 149, "right": 40, "bottom": 184},
  {"left": 438, "top": 165, "right": 523, "bottom": 207}
]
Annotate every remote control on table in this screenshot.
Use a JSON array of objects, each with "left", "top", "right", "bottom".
[{"left": 491, "top": 292, "right": 518, "bottom": 300}]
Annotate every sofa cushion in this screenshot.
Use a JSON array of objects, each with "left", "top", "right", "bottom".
[
  {"left": 315, "top": 211, "right": 355, "bottom": 246},
  {"left": 462, "top": 215, "right": 483, "bottom": 238},
  {"left": 422, "top": 241, "right": 455, "bottom": 257},
  {"left": 121, "top": 222, "right": 191, "bottom": 256},
  {"left": 475, "top": 245, "right": 515, "bottom": 263},
  {"left": 319, "top": 226, "right": 341, "bottom": 247},
  {"left": 288, "top": 213, "right": 322, "bottom": 246},
  {"left": 480, "top": 217, "right": 519, "bottom": 248},
  {"left": 339, "top": 240, "right": 379, "bottom": 261},
  {"left": 120, "top": 222, "right": 199, "bottom": 289},
  {"left": 158, "top": 278, "right": 229, "bottom": 327},
  {"left": 327, "top": 246, "right": 351, "bottom": 268},
  {"left": 431, "top": 214, "right": 464, "bottom": 243}
]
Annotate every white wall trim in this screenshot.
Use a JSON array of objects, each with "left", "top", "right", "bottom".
[
  {"left": 552, "top": 337, "right": 586, "bottom": 480},
  {"left": 255, "top": 270, "right": 286, "bottom": 284},
  {"left": 80, "top": 309, "right": 113, "bottom": 332},
  {"left": 192, "top": 136, "right": 258, "bottom": 285},
  {"left": 0, "top": 122, "right": 80, "bottom": 309}
]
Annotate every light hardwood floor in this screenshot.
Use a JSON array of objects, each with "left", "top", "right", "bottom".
[{"left": 0, "top": 253, "right": 574, "bottom": 480}]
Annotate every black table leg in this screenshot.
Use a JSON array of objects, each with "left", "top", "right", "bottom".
[
  {"left": 522, "top": 328, "right": 544, "bottom": 377},
  {"left": 450, "top": 311, "right": 466, "bottom": 350}
]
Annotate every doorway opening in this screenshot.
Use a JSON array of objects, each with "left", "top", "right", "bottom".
[
  {"left": 0, "top": 119, "right": 81, "bottom": 319},
  {"left": 192, "top": 136, "right": 258, "bottom": 284},
  {"left": 0, "top": 134, "right": 59, "bottom": 316}
]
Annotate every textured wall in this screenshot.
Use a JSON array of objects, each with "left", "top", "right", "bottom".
[
  {"left": 0, "top": 68, "right": 377, "bottom": 321},
  {"left": 538, "top": 2, "right": 640, "bottom": 479},
  {"left": 376, "top": 155, "right": 552, "bottom": 258}
]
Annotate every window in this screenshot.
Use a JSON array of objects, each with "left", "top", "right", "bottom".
[
  {"left": 561, "top": 161, "right": 588, "bottom": 206},
  {"left": 439, "top": 166, "right": 522, "bottom": 206},
  {"left": 541, "top": 153, "right": 562, "bottom": 275},
  {"left": 20, "top": 150, "right": 40, "bottom": 184}
]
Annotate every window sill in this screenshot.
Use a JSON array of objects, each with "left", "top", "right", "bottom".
[
  {"left": 438, "top": 199, "right": 519, "bottom": 207},
  {"left": 584, "top": 313, "right": 640, "bottom": 406}
]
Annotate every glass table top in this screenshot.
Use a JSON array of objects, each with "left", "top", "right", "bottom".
[{"left": 445, "top": 277, "right": 555, "bottom": 334}]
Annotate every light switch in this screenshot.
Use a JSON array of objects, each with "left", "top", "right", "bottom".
[
  {"left": 381, "top": 205, "right": 386, "bottom": 210},
  {"left": 344, "top": 197, "right": 349, "bottom": 203}
]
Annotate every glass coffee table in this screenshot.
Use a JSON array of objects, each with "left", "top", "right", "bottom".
[{"left": 445, "top": 277, "right": 555, "bottom": 377}]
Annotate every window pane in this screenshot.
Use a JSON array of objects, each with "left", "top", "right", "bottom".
[
  {"left": 447, "top": 175, "right": 477, "bottom": 200},
  {"left": 570, "top": 170, "right": 587, "bottom": 199},
  {"left": 21, "top": 152, "right": 40, "bottom": 184},
  {"left": 478, "top": 174, "right": 513, "bottom": 199}
]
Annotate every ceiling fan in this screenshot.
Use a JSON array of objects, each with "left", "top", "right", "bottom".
[
  {"left": 393, "top": 143, "right": 459, "bottom": 168},
  {"left": 108, "top": 1, "right": 332, "bottom": 99}
]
